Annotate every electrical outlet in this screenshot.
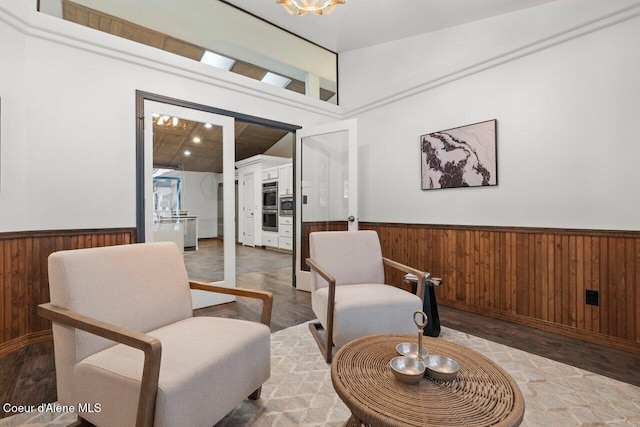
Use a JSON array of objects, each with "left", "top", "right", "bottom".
[{"left": 585, "top": 290, "right": 599, "bottom": 306}]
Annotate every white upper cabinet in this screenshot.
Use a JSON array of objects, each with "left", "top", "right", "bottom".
[
  {"left": 262, "top": 167, "right": 279, "bottom": 182},
  {"left": 278, "top": 163, "right": 293, "bottom": 196}
]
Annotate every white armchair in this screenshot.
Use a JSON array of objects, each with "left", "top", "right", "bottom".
[
  {"left": 38, "top": 242, "right": 273, "bottom": 427},
  {"left": 306, "top": 230, "right": 429, "bottom": 362}
]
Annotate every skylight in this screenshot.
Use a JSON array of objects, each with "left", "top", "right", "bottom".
[
  {"left": 261, "top": 72, "right": 292, "bottom": 88},
  {"left": 200, "top": 50, "right": 236, "bottom": 71}
]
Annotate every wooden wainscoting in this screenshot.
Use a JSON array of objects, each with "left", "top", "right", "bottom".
[
  {"left": 360, "top": 223, "right": 640, "bottom": 354},
  {"left": 0, "top": 228, "right": 136, "bottom": 355}
]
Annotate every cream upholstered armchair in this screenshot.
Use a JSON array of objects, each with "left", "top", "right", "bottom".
[
  {"left": 38, "top": 242, "right": 273, "bottom": 427},
  {"left": 306, "top": 230, "right": 429, "bottom": 362}
]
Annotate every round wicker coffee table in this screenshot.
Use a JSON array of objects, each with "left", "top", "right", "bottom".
[{"left": 331, "top": 334, "right": 524, "bottom": 427}]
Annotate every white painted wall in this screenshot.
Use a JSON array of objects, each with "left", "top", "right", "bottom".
[
  {"left": 163, "top": 170, "right": 218, "bottom": 238},
  {"left": 340, "top": 2, "right": 640, "bottom": 231},
  {"left": 0, "top": 8, "right": 29, "bottom": 231},
  {"left": 0, "top": 0, "right": 339, "bottom": 233},
  {"left": 264, "top": 132, "right": 294, "bottom": 158},
  {"left": 339, "top": 0, "right": 637, "bottom": 112},
  {"left": 3, "top": 0, "right": 639, "bottom": 234}
]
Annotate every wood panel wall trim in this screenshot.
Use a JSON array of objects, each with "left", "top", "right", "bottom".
[
  {"left": 0, "top": 227, "right": 137, "bottom": 240},
  {"left": 360, "top": 223, "right": 640, "bottom": 355},
  {"left": 361, "top": 222, "right": 640, "bottom": 239},
  {"left": 0, "top": 228, "right": 136, "bottom": 356}
]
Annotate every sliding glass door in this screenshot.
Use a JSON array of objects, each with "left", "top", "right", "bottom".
[{"left": 143, "top": 100, "right": 236, "bottom": 308}]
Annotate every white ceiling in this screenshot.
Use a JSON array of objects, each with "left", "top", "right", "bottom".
[{"left": 221, "top": 0, "right": 557, "bottom": 53}]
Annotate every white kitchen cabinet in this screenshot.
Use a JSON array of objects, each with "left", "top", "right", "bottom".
[
  {"left": 154, "top": 216, "right": 197, "bottom": 251},
  {"left": 263, "top": 232, "right": 279, "bottom": 248},
  {"left": 278, "top": 163, "right": 293, "bottom": 196},
  {"left": 235, "top": 155, "right": 290, "bottom": 247},
  {"left": 278, "top": 216, "right": 293, "bottom": 251},
  {"left": 279, "top": 237, "right": 293, "bottom": 251},
  {"left": 279, "top": 216, "right": 293, "bottom": 225},
  {"left": 278, "top": 224, "right": 293, "bottom": 238},
  {"left": 262, "top": 167, "right": 279, "bottom": 182}
]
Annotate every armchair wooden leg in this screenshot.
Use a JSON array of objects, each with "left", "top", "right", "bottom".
[
  {"left": 309, "top": 322, "right": 333, "bottom": 363},
  {"left": 249, "top": 386, "right": 262, "bottom": 400}
]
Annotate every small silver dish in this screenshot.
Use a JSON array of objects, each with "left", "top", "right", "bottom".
[
  {"left": 424, "top": 355, "right": 460, "bottom": 381},
  {"left": 396, "top": 342, "right": 429, "bottom": 359},
  {"left": 390, "top": 356, "right": 426, "bottom": 384}
]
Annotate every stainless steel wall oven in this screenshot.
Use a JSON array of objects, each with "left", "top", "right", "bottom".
[
  {"left": 262, "top": 209, "right": 278, "bottom": 232},
  {"left": 262, "top": 182, "right": 278, "bottom": 210},
  {"left": 279, "top": 196, "right": 293, "bottom": 216}
]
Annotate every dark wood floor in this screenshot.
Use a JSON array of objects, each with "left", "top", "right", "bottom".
[
  {"left": 194, "top": 267, "right": 314, "bottom": 333},
  {"left": 438, "top": 305, "right": 640, "bottom": 388},
  {"left": 184, "top": 239, "right": 294, "bottom": 283},
  {"left": 2, "top": 245, "right": 639, "bottom": 419}
]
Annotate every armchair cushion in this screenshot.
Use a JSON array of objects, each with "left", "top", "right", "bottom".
[
  {"left": 309, "top": 230, "right": 384, "bottom": 291},
  {"left": 72, "top": 317, "right": 270, "bottom": 427},
  {"left": 308, "top": 231, "right": 426, "bottom": 357},
  {"left": 313, "top": 284, "right": 422, "bottom": 348},
  {"left": 48, "top": 243, "right": 193, "bottom": 361}
]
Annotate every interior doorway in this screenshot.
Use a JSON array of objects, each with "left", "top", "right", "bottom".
[
  {"left": 135, "top": 91, "right": 300, "bottom": 305},
  {"left": 147, "top": 117, "right": 294, "bottom": 283},
  {"left": 214, "top": 181, "right": 239, "bottom": 239}
]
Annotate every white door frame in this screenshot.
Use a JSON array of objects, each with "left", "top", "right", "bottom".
[
  {"left": 144, "top": 100, "right": 236, "bottom": 308},
  {"left": 295, "top": 119, "right": 358, "bottom": 292}
]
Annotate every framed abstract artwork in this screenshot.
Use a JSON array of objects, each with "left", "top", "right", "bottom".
[{"left": 420, "top": 119, "right": 497, "bottom": 190}]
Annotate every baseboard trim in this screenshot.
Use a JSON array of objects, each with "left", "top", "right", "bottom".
[
  {"left": 441, "top": 300, "right": 640, "bottom": 355},
  {"left": 0, "top": 330, "right": 53, "bottom": 356}
]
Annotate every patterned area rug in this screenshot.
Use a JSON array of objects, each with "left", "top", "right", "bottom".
[{"left": 2, "top": 322, "right": 639, "bottom": 426}]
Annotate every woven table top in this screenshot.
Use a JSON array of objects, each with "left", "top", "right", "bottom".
[{"left": 331, "top": 334, "right": 525, "bottom": 427}]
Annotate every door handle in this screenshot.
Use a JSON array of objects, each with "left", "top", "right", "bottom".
[{"left": 347, "top": 215, "right": 355, "bottom": 222}]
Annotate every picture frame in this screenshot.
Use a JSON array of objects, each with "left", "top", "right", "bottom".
[{"left": 420, "top": 119, "right": 497, "bottom": 190}]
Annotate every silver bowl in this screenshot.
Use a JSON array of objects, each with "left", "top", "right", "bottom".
[
  {"left": 390, "top": 356, "right": 426, "bottom": 384},
  {"left": 424, "top": 355, "right": 460, "bottom": 381},
  {"left": 396, "top": 342, "right": 429, "bottom": 359}
]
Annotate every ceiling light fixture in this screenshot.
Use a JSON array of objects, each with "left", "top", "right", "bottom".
[
  {"left": 152, "top": 114, "right": 187, "bottom": 130},
  {"left": 276, "top": 0, "right": 345, "bottom": 16},
  {"left": 154, "top": 115, "right": 175, "bottom": 126}
]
